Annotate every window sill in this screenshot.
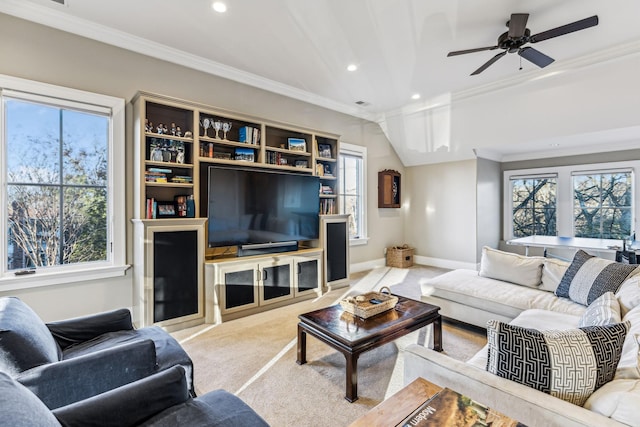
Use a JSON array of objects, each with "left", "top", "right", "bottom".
[
  {"left": 0, "top": 264, "right": 131, "bottom": 292},
  {"left": 350, "top": 237, "right": 369, "bottom": 247}
]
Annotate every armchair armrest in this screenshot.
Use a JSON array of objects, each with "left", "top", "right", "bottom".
[
  {"left": 17, "top": 339, "right": 157, "bottom": 410},
  {"left": 47, "top": 308, "right": 134, "bottom": 350},
  {"left": 52, "top": 366, "right": 189, "bottom": 427}
]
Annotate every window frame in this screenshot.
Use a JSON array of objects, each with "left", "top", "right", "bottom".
[
  {"left": 504, "top": 160, "right": 639, "bottom": 241},
  {"left": 338, "top": 142, "right": 368, "bottom": 246},
  {"left": 0, "top": 74, "right": 127, "bottom": 290}
]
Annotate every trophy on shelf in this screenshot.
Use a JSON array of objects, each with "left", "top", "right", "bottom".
[
  {"left": 213, "top": 120, "right": 222, "bottom": 139},
  {"left": 222, "top": 122, "right": 232, "bottom": 140},
  {"left": 201, "top": 118, "right": 211, "bottom": 137}
]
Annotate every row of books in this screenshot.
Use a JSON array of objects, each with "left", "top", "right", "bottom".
[
  {"left": 320, "top": 184, "right": 334, "bottom": 195},
  {"left": 319, "top": 199, "right": 336, "bottom": 215},
  {"left": 145, "top": 167, "right": 193, "bottom": 184},
  {"left": 146, "top": 198, "right": 158, "bottom": 219},
  {"left": 238, "top": 126, "right": 261, "bottom": 145},
  {"left": 145, "top": 167, "right": 172, "bottom": 183}
]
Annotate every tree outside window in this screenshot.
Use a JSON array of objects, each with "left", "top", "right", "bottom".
[
  {"left": 338, "top": 143, "right": 367, "bottom": 241},
  {"left": 5, "top": 99, "right": 108, "bottom": 271},
  {"left": 573, "top": 172, "right": 632, "bottom": 239},
  {"left": 511, "top": 176, "right": 557, "bottom": 238}
]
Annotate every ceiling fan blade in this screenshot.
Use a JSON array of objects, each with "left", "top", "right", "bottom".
[
  {"left": 530, "top": 15, "right": 599, "bottom": 43},
  {"left": 471, "top": 51, "right": 507, "bottom": 75},
  {"left": 447, "top": 46, "right": 498, "bottom": 57},
  {"left": 508, "top": 13, "right": 529, "bottom": 39},
  {"left": 518, "top": 47, "right": 554, "bottom": 68}
]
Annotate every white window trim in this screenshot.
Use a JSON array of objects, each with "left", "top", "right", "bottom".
[
  {"left": 340, "top": 142, "right": 369, "bottom": 246},
  {"left": 504, "top": 160, "right": 640, "bottom": 241},
  {"left": 0, "top": 74, "right": 128, "bottom": 290}
]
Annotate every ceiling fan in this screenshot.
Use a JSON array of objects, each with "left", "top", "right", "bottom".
[{"left": 448, "top": 13, "right": 599, "bottom": 75}]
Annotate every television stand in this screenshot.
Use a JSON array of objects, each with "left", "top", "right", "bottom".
[
  {"left": 237, "top": 241, "right": 298, "bottom": 257},
  {"left": 204, "top": 247, "right": 323, "bottom": 324}
]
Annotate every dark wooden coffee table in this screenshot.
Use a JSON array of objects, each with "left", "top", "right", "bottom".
[{"left": 296, "top": 295, "right": 441, "bottom": 402}]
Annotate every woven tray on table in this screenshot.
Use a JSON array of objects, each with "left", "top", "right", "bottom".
[{"left": 340, "top": 286, "right": 398, "bottom": 319}]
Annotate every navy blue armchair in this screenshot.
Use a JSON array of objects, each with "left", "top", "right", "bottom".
[
  {"left": 0, "top": 366, "right": 270, "bottom": 426},
  {"left": 0, "top": 297, "right": 194, "bottom": 409}
]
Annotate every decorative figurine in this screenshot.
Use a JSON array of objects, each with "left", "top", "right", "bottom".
[
  {"left": 156, "top": 123, "right": 164, "bottom": 134},
  {"left": 170, "top": 123, "right": 177, "bottom": 136}
]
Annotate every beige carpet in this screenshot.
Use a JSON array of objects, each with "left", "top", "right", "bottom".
[{"left": 173, "top": 266, "right": 487, "bottom": 426}]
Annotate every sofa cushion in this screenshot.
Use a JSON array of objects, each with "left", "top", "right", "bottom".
[
  {"left": 479, "top": 246, "right": 544, "bottom": 287},
  {"left": 579, "top": 292, "right": 621, "bottom": 328},
  {"left": 616, "top": 304, "right": 640, "bottom": 380},
  {"left": 584, "top": 379, "right": 640, "bottom": 426},
  {"left": 423, "top": 270, "right": 585, "bottom": 320},
  {"left": 540, "top": 258, "right": 570, "bottom": 292},
  {"left": 616, "top": 275, "right": 640, "bottom": 317},
  {"left": 486, "top": 319, "right": 629, "bottom": 406},
  {"left": 556, "top": 250, "right": 638, "bottom": 306},
  {"left": 0, "top": 297, "right": 60, "bottom": 375}
]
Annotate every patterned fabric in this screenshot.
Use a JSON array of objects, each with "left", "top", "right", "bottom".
[
  {"left": 579, "top": 292, "right": 621, "bottom": 328},
  {"left": 486, "top": 320, "right": 629, "bottom": 406},
  {"left": 555, "top": 250, "right": 638, "bottom": 306}
]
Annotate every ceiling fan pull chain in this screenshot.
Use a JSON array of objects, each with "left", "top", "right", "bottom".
[{"left": 519, "top": 55, "right": 523, "bottom": 70}]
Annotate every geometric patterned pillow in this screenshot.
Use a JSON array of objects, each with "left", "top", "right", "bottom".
[
  {"left": 486, "top": 320, "right": 629, "bottom": 406},
  {"left": 579, "top": 292, "right": 621, "bottom": 328},
  {"left": 555, "top": 250, "right": 638, "bottom": 306}
]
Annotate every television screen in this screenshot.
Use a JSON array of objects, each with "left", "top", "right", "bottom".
[{"left": 207, "top": 166, "right": 320, "bottom": 248}]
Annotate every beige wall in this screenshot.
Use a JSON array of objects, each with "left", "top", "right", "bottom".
[
  {"left": 0, "top": 14, "right": 405, "bottom": 319},
  {"left": 404, "top": 159, "right": 477, "bottom": 265}
]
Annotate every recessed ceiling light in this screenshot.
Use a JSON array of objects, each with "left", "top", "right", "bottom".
[
  {"left": 550, "top": 143, "right": 560, "bottom": 147},
  {"left": 212, "top": 2, "right": 227, "bottom": 13},
  {"left": 347, "top": 64, "right": 358, "bottom": 72},
  {"left": 411, "top": 93, "right": 421, "bottom": 100}
]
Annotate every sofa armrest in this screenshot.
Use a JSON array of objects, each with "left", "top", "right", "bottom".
[
  {"left": 403, "top": 344, "right": 624, "bottom": 427},
  {"left": 53, "top": 366, "right": 189, "bottom": 427},
  {"left": 47, "top": 309, "right": 134, "bottom": 350},
  {"left": 17, "top": 339, "right": 157, "bottom": 410}
]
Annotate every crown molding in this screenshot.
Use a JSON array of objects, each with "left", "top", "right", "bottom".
[{"left": 0, "top": 0, "right": 379, "bottom": 122}]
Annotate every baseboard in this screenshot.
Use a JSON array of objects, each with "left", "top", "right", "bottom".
[
  {"left": 349, "top": 256, "right": 477, "bottom": 273},
  {"left": 350, "top": 258, "right": 386, "bottom": 274},
  {"left": 412, "top": 255, "right": 478, "bottom": 271}
]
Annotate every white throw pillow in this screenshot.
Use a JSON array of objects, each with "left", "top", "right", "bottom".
[
  {"left": 579, "top": 292, "right": 621, "bottom": 328},
  {"left": 540, "top": 257, "right": 570, "bottom": 292},
  {"left": 479, "top": 246, "right": 544, "bottom": 287},
  {"left": 616, "top": 276, "right": 640, "bottom": 318}
]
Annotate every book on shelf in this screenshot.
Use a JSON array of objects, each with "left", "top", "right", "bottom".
[
  {"left": 401, "top": 387, "right": 524, "bottom": 427},
  {"left": 320, "top": 185, "right": 334, "bottom": 195},
  {"left": 239, "top": 126, "right": 261, "bottom": 145},
  {"left": 170, "top": 175, "right": 193, "bottom": 183},
  {"left": 145, "top": 171, "right": 168, "bottom": 183},
  {"left": 320, "top": 199, "right": 335, "bottom": 215},
  {"left": 145, "top": 198, "right": 157, "bottom": 219}
]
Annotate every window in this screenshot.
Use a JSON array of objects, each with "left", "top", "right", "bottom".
[
  {"left": 0, "top": 75, "right": 126, "bottom": 288},
  {"left": 510, "top": 174, "right": 557, "bottom": 237},
  {"left": 573, "top": 170, "right": 632, "bottom": 239},
  {"left": 504, "top": 162, "right": 638, "bottom": 241},
  {"left": 338, "top": 143, "right": 367, "bottom": 244}
]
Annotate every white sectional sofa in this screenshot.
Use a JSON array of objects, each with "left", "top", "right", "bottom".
[{"left": 404, "top": 247, "right": 640, "bottom": 427}]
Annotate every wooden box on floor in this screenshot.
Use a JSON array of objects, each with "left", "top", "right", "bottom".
[{"left": 386, "top": 246, "right": 414, "bottom": 268}]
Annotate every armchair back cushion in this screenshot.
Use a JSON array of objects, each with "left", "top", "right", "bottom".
[
  {"left": 47, "top": 308, "right": 133, "bottom": 350},
  {"left": 0, "top": 297, "right": 60, "bottom": 375}
]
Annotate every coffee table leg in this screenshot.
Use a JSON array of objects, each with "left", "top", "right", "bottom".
[
  {"left": 296, "top": 324, "right": 307, "bottom": 365},
  {"left": 432, "top": 315, "right": 443, "bottom": 352},
  {"left": 345, "top": 352, "right": 358, "bottom": 402}
]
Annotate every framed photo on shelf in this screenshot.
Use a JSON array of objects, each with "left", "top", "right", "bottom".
[
  {"left": 295, "top": 160, "right": 308, "bottom": 168},
  {"left": 156, "top": 202, "right": 177, "bottom": 218},
  {"left": 287, "top": 138, "right": 306, "bottom": 152},
  {"left": 317, "top": 143, "right": 332, "bottom": 158}
]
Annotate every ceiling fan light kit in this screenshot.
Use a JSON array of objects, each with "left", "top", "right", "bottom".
[{"left": 448, "top": 13, "right": 599, "bottom": 75}]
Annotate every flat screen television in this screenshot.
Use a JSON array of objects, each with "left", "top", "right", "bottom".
[{"left": 207, "top": 166, "right": 320, "bottom": 251}]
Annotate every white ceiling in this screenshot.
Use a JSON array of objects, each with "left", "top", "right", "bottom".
[{"left": 3, "top": 0, "right": 640, "bottom": 163}]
